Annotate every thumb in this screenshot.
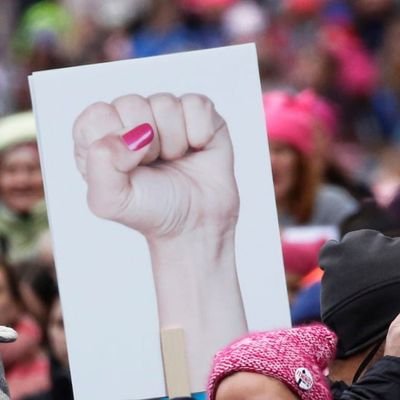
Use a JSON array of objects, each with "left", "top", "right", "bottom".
[
  {"left": 388, "top": 313, "right": 400, "bottom": 330},
  {"left": 384, "top": 313, "right": 400, "bottom": 357},
  {"left": 86, "top": 123, "right": 154, "bottom": 220}
]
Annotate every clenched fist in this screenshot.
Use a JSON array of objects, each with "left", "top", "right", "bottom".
[{"left": 73, "top": 93, "right": 239, "bottom": 239}]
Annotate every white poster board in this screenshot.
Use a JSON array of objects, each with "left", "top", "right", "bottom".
[{"left": 29, "top": 44, "right": 290, "bottom": 400}]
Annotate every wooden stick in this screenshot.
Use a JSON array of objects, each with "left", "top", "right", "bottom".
[{"left": 161, "top": 328, "right": 191, "bottom": 399}]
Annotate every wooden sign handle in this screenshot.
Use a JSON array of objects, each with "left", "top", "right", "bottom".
[{"left": 161, "top": 328, "right": 192, "bottom": 399}]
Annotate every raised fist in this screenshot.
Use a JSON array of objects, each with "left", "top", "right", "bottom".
[{"left": 73, "top": 93, "right": 239, "bottom": 239}]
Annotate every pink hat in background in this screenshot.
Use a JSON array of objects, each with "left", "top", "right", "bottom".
[
  {"left": 263, "top": 91, "right": 315, "bottom": 156},
  {"left": 296, "top": 90, "right": 339, "bottom": 138},
  {"left": 282, "top": 238, "right": 326, "bottom": 276},
  {"left": 208, "top": 324, "right": 336, "bottom": 400},
  {"left": 320, "top": 25, "right": 378, "bottom": 97},
  {"left": 283, "top": 0, "right": 326, "bottom": 15}
]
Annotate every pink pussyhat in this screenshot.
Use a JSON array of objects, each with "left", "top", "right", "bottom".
[
  {"left": 282, "top": 238, "right": 326, "bottom": 276},
  {"left": 319, "top": 25, "right": 378, "bottom": 97},
  {"left": 263, "top": 91, "right": 315, "bottom": 156},
  {"left": 296, "top": 90, "right": 339, "bottom": 138},
  {"left": 283, "top": 0, "right": 326, "bottom": 15},
  {"left": 208, "top": 324, "right": 336, "bottom": 400}
]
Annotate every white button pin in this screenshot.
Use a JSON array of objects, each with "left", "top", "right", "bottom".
[{"left": 295, "top": 368, "right": 314, "bottom": 391}]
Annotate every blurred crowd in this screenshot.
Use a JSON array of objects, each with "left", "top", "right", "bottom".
[{"left": 2, "top": 0, "right": 400, "bottom": 399}]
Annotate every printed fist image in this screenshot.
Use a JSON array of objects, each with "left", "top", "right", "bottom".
[
  {"left": 72, "top": 93, "right": 247, "bottom": 390},
  {"left": 72, "top": 93, "right": 240, "bottom": 240}
]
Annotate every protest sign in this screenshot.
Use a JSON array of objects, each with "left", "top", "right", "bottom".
[{"left": 29, "top": 44, "right": 290, "bottom": 400}]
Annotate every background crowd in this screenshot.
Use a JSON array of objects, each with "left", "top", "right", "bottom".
[{"left": 1, "top": 0, "right": 400, "bottom": 399}]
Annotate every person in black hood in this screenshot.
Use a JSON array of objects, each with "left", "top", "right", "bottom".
[{"left": 320, "top": 229, "right": 400, "bottom": 399}]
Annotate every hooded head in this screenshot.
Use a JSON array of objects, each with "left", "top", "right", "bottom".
[{"left": 320, "top": 229, "right": 400, "bottom": 358}]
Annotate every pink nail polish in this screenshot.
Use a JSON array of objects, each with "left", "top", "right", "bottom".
[{"left": 122, "top": 123, "right": 154, "bottom": 151}]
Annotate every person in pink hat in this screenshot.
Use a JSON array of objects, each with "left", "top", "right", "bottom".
[
  {"left": 207, "top": 313, "right": 400, "bottom": 400},
  {"left": 180, "top": 0, "right": 237, "bottom": 14},
  {"left": 264, "top": 90, "right": 358, "bottom": 228},
  {"left": 208, "top": 324, "right": 337, "bottom": 400}
]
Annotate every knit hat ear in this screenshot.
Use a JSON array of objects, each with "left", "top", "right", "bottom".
[
  {"left": 208, "top": 324, "right": 336, "bottom": 400},
  {"left": 263, "top": 91, "right": 315, "bottom": 156},
  {"left": 304, "top": 325, "right": 337, "bottom": 368}
]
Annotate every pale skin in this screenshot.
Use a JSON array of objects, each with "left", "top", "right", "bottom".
[
  {"left": 216, "top": 372, "right": 298, "bottom": 400},
  {"left": 72, "top": 93, "right": 247, "bottom": 391},
  {"left": 0, "top": 144, "right": 43, "bottom": 214},
  {"left": 385, "top": 312, "right": 400, "bottom": 358}
]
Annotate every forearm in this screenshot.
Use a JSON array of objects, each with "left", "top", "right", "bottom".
[{"left": 148, "top": 226, "right": 248, "bottom": 392}]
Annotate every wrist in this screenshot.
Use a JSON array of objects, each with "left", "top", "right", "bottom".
[
  {"left": 147, "top": 226, "right": 244, "bottom": 327},
  {"left": 147, "top": 224, "right": 237, "bottom": 274},
  {"left": 147, "top": 225, "right": 247, "bottom": 392}
]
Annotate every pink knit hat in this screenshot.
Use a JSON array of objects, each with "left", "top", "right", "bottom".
[
  {"left": 282, "top": 238, "right": 326, "bottom": 276},
  {"left": 263, "top": 91, "right": 315, "bottom": 156},
  {"left": 208, "top": 324, "right": 336, "bottom": 400},
  {"left": 283, "top": 0, "right": 326, "bottom": 15},
  {"left": 296, "top": 90, "right": 338, "bottom": 138},
  {"left": 320, "top": 25, "right": 378, "bottom": 97}
]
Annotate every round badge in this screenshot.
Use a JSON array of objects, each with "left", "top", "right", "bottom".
[{"left": 295, "top": 368, "right": 314, "bottom": 391}]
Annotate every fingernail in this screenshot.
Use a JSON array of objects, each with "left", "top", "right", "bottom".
[{"left": 122, "top": 123, "right": 154, "bottom": 151}]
